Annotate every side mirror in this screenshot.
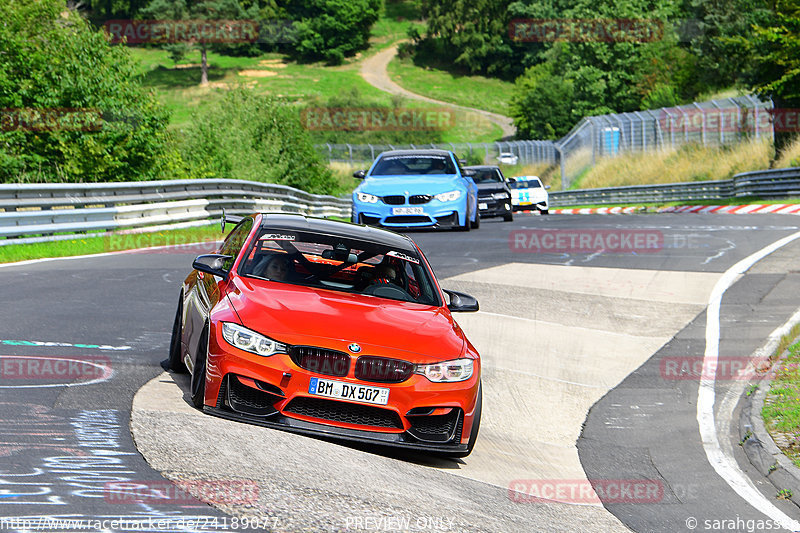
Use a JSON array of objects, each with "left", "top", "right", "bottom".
[
  {"left": 193, "top": 254, "right": 232, "bottom": 278},
  {"left": 353, "top": 170, "right": 366, "bottom": 179},
  {"left": 545, "top": 185, "right": 551, "bottom": 190},
  {"left": 443, "top": 289, "right": 479, "bottom": 312}
]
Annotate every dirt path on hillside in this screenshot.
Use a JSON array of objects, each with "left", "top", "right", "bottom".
[{"left": 360, "top": 44, "right": 516, "bottom": 140}]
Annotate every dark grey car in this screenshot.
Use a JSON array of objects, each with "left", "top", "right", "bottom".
[{"left": 464, "top": 165, "right": 513, "bottom": 222}]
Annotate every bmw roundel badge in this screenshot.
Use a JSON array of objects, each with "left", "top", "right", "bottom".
[{"left": 348, "top": 343, "right": 362, "bottom": 353}]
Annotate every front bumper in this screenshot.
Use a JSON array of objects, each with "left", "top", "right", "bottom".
[
  {"left": 513, "top": 200, "right": 549, "bottom": 212},
  {"left": 203, "top": 328, "right": 480, "bottom": 452},
  {"left": 478, "top": 197, "right": 513, "bottom": 218},
  {"left": 352, "top": 198, "right": 468, "bottom": 229}
]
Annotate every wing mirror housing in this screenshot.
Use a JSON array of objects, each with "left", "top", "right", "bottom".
[
  {"left": 193, "top": 254, "right": 232, "bottom": 278},
  {"left": 353, "top": 170, "right": 367, "bottom": 179},
  {"left": 443, "top": 289, "right": 479, "bottom": 312}
]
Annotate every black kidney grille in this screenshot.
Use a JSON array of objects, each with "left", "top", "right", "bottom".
[
  {"left": 409, "top": 195, "right": 432, "bottom": 204},
  {"left": 355, "top": 356, "right": 414, "bottom": 383},
  {"left": 382, "top": 195, "right": 405, "bottom": 205},
  {"left": 285, "top": 396, "right": 403, "bottom": 429},
  {"left": 289, "top": 347, "right": 350, "bottom": 377}
]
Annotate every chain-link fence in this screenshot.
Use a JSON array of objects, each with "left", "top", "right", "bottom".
[
  {"left": 316, "top": 140, "right": 558, "bottom": 167},
  {"left": 316, "top": 95, "right": 774, "bottom": 190},
  {"left": 555, "top": 95, "right": 773, "bottom": 188}
]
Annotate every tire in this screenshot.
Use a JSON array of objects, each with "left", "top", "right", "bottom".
[
  {"left": 190, "top": 326, "right": 208, "bottom": 409},
  {"left": 540, "top": 208, "right": 549, "bottom": 215},
  {"left": 470, "top": 209, "right": 480, "bottom": 229},
  {"left": 446, "top": 382, "right": 482, "bottom": 459},
  {"left": 168, "top": 296, "right": 188, "bottom": 373},
  {"left": 503, "top": 212, "right": 513, "bottom": 222}
]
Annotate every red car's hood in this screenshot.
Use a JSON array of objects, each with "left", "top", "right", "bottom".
[{"left": 226, "top": 277, "right": 466, "bottom": 363}]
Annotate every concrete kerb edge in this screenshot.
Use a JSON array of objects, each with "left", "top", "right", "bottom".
[{"left": 740, "top": 347, "right": 800, "bottom": 510}]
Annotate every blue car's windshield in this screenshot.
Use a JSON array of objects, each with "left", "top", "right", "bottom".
[{"left": 371, "top": 155, "right": 456, "bottom": 176}]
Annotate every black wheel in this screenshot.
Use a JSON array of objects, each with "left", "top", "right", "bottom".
[
  {"left": 190, "top": 326, "right": 208, "bottom": 409},
  {"left": 168, "top": 295, "right": 188, "bottom": 373},
  {"left": 503, "top": 212, "right": 513, "bottom": 222},
  {"left": 540, "top": 208, "right": 549, "bottom": 215},
  {"left": 470, "top": 209, "right": 480, "bottom": 229},
  {"left": 446, "top": 382, "right": 482, "bottom": 458}
]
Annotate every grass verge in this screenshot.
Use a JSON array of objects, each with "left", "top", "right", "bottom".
[
  {"left": 763, "top": 329, "right": 800, "bottom": 469},
  {"left": 132, "top": 47, "right": 501, "bottom": 143},
  {"left": 575, "top": 138, "right": 775, "bottom": 190},
  {"left": 0, "top": 225, "right": 224, "bottom": 264},
  {"left": 386, "top": 55, "right": 515, "bottom": 117}
]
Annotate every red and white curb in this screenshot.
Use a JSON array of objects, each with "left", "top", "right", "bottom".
[
  {"left": 659, "top": 204, "right": 800, "bottom": 215},
  {"left": 521, "top": 204, "right": 800, "bottom": 215}
]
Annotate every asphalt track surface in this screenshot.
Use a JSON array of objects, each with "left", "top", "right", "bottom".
[{"left": 1, "top": 213, "right": 799, "bottom": 532}]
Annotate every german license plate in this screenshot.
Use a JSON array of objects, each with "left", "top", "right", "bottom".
[
  {"left": 478, "top": 202, "right": 488, "bottom": 210},
  {"left": 308, "top": 377, "right": 389, "bottom": 405},
  {"left": 391, "top": 207, "right": 424, "bottom": 215}
]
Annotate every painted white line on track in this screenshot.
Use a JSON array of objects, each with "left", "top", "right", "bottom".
[{"left": 697, "top": 229, "right": 800, "bottom": 531}]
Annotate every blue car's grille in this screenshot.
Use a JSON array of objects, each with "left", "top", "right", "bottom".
[
  {"left": 409, "top": 195, "right": 432, "bottom": 204},
  {"left": 382, "top": 195, "right": 405, "bottom": 205},
  {"left": 384, "top": 216, "right": 431, "bottom": 224}
]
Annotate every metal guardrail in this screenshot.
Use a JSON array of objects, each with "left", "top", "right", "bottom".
[
  {"left": 0, "top": 179, "right": 352, "bottom": 245},
  {"left": 550, "top": 167, "right": 800, "bottom": 207},
  {"left": 1, "top": 168, "right": 798, "bottom": 245}
]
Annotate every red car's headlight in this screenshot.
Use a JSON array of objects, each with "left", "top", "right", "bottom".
[
  {"left": 414, "top": 358, "right": 474, "bottom": 382},
  {"left": 221, "top": 322, "right": 287, "bottom": 357}
]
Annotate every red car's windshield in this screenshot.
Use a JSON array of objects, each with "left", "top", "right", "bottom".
[{"left": 238, "top": 229, "right": 441, "bottom": 306}]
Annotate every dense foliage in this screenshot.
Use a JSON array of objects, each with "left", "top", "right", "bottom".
[
  {"left": 285, "top": 0, "right": 381, "bottom": 64},
  {"left": 0, "top": 0, "right": 174, "bottom": 182},
  {"left": 180, "top": 89, "right": 337, "bottom": 193},
  {"left": 414, "top": 0, "right": 797, "bottom": 141}
]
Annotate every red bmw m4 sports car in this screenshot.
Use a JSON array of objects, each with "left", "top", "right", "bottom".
[{"left": 169, "top": 214, "right": 482, "bottom": 457}]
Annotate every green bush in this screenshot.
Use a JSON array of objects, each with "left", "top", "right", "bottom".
[
  {"left": 0, "top": 0, "right": 174, "bottom": 182},
  {"left": 179, "top": 88, "right": 337, "bottom": 194},
  {"left": 286, "top": 0, "right": 382, "bottom": 64}
]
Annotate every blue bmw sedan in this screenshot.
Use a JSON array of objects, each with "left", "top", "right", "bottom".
[{"left": 351, "top": 150, "right": 480, "bottom": 231}]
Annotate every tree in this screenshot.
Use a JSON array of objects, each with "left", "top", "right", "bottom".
[
  {"left": 139, "top": 0, "right": 258, "bottom": 85},
  {"left": 738, "top": 0, "right": 800, "bottom": 155},
  {"left": 180, "top": 89, "right": 338, "bottom": 194},
  {"left": 284, "top": 0, "right": 381, "bottom": 64},
  {"left": 509, "top": 61, "right": 574, "bottom": 139},
  {"left": 0, "top": 0, "right": 174, "bottom": 182}
]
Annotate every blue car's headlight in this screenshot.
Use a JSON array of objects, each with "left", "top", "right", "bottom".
[
  {"left": 357, "top": 192, "right": 379, "bottom": 203},
  {"left": 434, "top": 190, "right": 462, "bottom": 202}
]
